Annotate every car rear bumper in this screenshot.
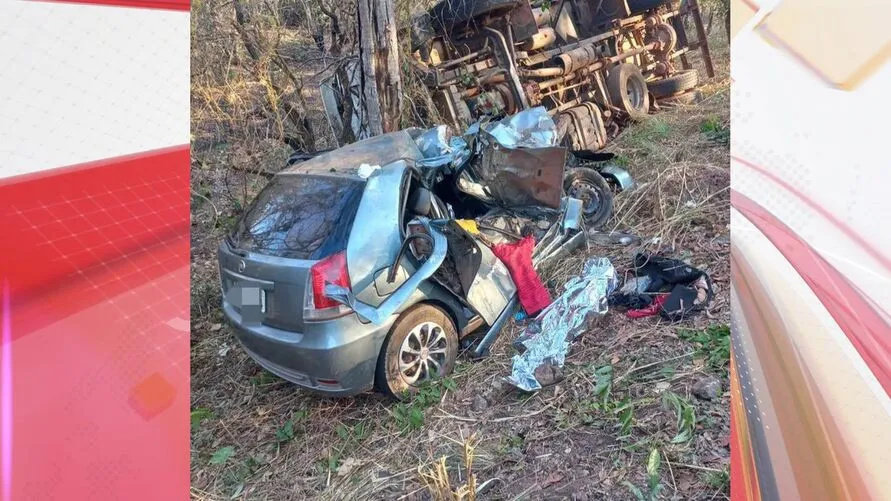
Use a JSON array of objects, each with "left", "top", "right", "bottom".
[{"left": 222, "top": 302, "right": 394, "bottom": 396}]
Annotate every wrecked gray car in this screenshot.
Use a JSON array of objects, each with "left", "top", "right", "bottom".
[
  {"left": 323, "top": 68, "right": 636, "bottom": 228},
  {"left": 219, "top": 110, "right": 594, "bottom": 398}
]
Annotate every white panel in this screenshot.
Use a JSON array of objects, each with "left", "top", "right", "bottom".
[
  {"left": 0, "top": 2, "right": 190, "bottom": 179},
  {"left": 732, "top": 21, "right": 891, "bottom": 314}
]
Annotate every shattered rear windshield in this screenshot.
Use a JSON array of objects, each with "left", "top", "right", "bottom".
[{"left": 230, "top": 174, "right": 365, "bottom": 260}]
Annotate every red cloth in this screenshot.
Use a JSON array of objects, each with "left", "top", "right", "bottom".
[
  {"left": 491, "top": 235, "right": 551, "bottom": 317},
  {"left": 626, "top": 294, "right": 668, "bottom": 319}
]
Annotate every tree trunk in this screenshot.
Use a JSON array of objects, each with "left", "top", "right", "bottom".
[
  {"left": 724, "top": 0, "right": 731, "bottom": 41},
  {"left": 356, "top": 0, "right": 403, "bottom": 136},
  {"left": 374, "top": 0, "right": 403, "bottom": 133},
  {"left": 319, "top": 1, "right": 345, "bottom": 57},
  {"left": 233, "top": 0, "right": 262, "bottom": 61}
]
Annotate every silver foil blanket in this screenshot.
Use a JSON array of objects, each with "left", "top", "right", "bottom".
[{"left": 507, "top": 257, "right": 617, "bottom": 391}]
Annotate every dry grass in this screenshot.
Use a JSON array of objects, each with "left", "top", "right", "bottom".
[
  {"left": 190, "top": 12, "right": 731, "bottom": 501},
  {"left": 419, "top": 434, "right": 480, "bottom": 501}
]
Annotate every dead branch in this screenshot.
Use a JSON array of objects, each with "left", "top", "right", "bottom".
[{"left": 232, "top": 0, "right": 316, "bottom": 152}]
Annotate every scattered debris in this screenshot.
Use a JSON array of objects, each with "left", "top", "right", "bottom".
[
  {"left": 216, "top": 343, "right": 231, "bottom": 358},
  {"left": 357, "top": 163, "right": 381, "bottom": 178},
  {"left": 655, "top": 381, "right": 672, "bottom": 393},
  {"left": 588, "top": 231, "right": 641, "bottom": 247},
  {"left": 336, "top": 457, "right": 362, "bottom": 477},
  {"left": 533, "top": 364, "right": 565, "bottom": 388},
  {"left": 692, "top": 377, "right": 723, "bottom": 401},
  {"left": 627, "top": 295, "right": 668, "bottom": 319},
  {"left": 610, "top": 253, "right": 713, "bottom": 321},
  {"left": 471, "top": 395, "right": 489, "bottom": 413},
  {"left": 491, "top": 235, "right": 551, "bottom": 317}
]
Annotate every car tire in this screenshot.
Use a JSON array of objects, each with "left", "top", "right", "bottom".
[
  {"left": 375, "top": 304, "right": 459, "bottom": 399},
  {"left": 647, "top": 70, "right": 699, "bottom": 98},
  {"left": 606, "top": 63, "right": 650, "bottom": 121},
  {"left": 564, "top": 167, "right": 614, "bottom": 230}
]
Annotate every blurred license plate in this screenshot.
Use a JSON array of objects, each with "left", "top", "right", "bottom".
[{"left": 227, "top": 283, "right": 267, "bottom": 324}]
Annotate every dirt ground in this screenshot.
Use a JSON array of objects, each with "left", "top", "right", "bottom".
[{"left": 190, "top": 19, "right": 731, "bottom": 501}]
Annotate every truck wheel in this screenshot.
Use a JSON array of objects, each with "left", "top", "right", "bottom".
[
  {"left": 648, "top": 70, "right": 699, "bottom": 98},
  {"left": 375, "top": 304, "right": 458, "bottom": 399},
  {"left": 606, "top": 63, "right": 650, "bottom": 121},
  {"left": 628, "top": 0, "right": 670, "bottom": 15},
  {"left": 661, "top": 90, "right": 701, "bottom": 106},
  {"left": 564, "top": 168, "right": 614, "bottom": 230},
  {"left": 429, "top": 0, "right": 520, "bottom": 32}
]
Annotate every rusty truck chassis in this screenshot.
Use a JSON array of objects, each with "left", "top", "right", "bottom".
[{"left": 411, "top": 0, "right": 715, "bottom": 151}]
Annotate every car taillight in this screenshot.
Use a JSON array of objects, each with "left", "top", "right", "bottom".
[{"left": 306, "top": 252, "right": 352, "bottom": 319}]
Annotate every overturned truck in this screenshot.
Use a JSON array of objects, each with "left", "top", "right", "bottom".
[
  {"left": 321, "top": 0, "right": 711, "bottom": 224},
  {"left": 409, "top": 0, "right": 714, "bottom": 151}
]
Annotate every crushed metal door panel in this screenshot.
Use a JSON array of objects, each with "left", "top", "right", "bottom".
[
  {"left": 327, "top": 218, "right": 448, "bottom": 325},
  {"left": 344, "top": 161, "right": 410, "bottom": 298},
  {"left": 464, "top": 241, "right": 517, "bottom": 325},
  {"left": 373, "top": 264, "right": 411, "bottom": 297},
  {"left": 470, "top": 145, "right": 567, "bottom": 209}
]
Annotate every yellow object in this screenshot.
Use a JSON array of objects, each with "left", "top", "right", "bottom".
[{"left": 456, "top": 219, "right": 480, "bottom": 235}]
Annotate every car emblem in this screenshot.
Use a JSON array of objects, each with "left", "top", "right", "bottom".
[{"left": 238, "top": 260, "right": 246, "bottom": 273}]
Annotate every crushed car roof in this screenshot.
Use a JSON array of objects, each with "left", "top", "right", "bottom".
[{"left": 281, "top": 130, "right": 423, "bottom": 176}]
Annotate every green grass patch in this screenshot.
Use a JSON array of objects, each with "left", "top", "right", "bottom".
[
  {"left": 662, "top": 392, "right": 696, "bottom": 444},
  {"left": 700, "top": 115, "right": 730, "bottom": 144},
  {"left": 275, "top": 410, "right": 309, "bottom": 446},
  {"left": 704, "top": 468, "right": 730, "bottom": 492},
  {"left": 392, "top": 377, "right": 456, "bottom": 433},
  {"left": 625, "top": 118, "right": 672, "bottom": 151},
  {"left": 210, "top": 446, "right": 236, "bottom": 465},
  {"left": 191, "top": 407, "right": 216, "bottom": 431},
  {"left": 251, "top": 370, "right": 280, "bottom": 387},
  {"left": 623, "top": 448, "right": 664, "bottom": 501},
  {"left": 678, "top": 324, "right": 730, "bottom": 372}
]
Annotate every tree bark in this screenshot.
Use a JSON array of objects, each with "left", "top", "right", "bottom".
[
  {"left": 233, "top": 0, "right": 262, "bottom": 61},
  {"left": 374, "top": 0, "right": 403, "bottom": 133},
  {"left": 357, "top": 0, "right": 384, "bottom": 136},
  {"left": 356, "top": 0, "right": 403, "bottom": 136},
  {"left": 724, "top": 0, "right": 731, "bottom": 41},
  {"left": 725, "top": 9, "right": 731, "bottom": 41}
]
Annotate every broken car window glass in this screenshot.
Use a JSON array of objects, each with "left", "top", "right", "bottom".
[{"left": 231, "top": 174, "right": 365, "bottom": 260}]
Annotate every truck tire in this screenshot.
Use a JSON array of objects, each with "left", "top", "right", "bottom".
[
  {"left": 375, "top": 304, "right": 459, "bottom": 399},
  {"left": 662, "top": 90, "right": 701, "bottom": 106},
  {"left": 647, "top": 70, "right": 699, "bottom": 98},
  {"left": 564, "top": 168, "right": 614, "bottom": 230},
  {"left": 606, "top": 63, "right": 650, "bottom": 121},
  {"left": 429, "top": 0, "right": 520, "bottom": 32},
  {"left": 628, "top": 0, "right": 668, "bottom": 15}
]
